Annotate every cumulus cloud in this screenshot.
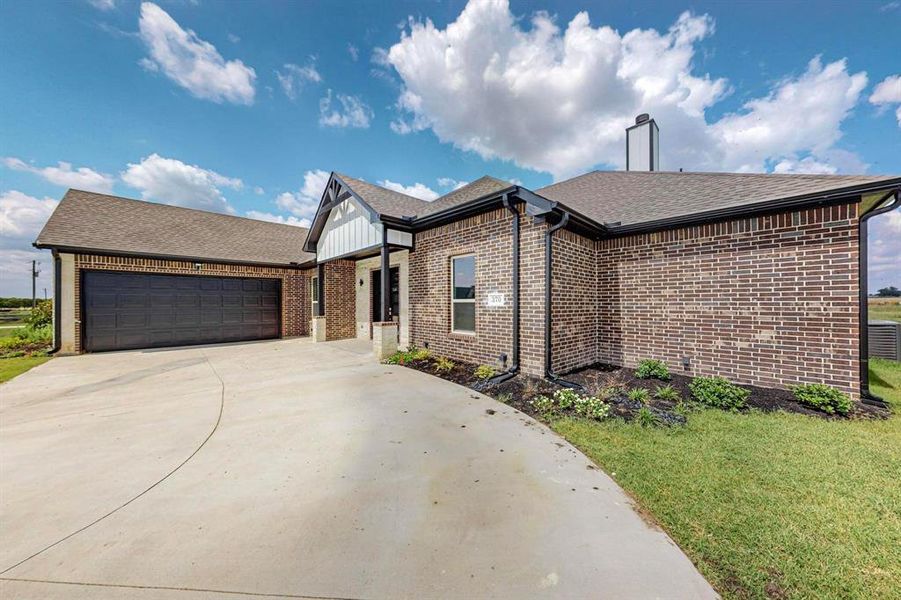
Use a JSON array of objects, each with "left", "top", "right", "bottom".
[
  {"left": 319, "top": 90, "right": 373, "bottom": 128},
  {"left": 138, "top": 2, "right": 256, "bottom": 105},
  {"left": 0, "top": 191, "right": 57, "bottom": 297},
  {"left": 274, "top": 169, "right": 330, "bottom": 220},
  {"left": 378, "top": 180, "right": 440, "bottom": 200},
  {"left": 438, "top": 177, "right": 469, "bottom": 190},
  {"left": 869, "top": 74, "right": 901, "bottom": 127},
  {"left": 245, "top": 210, "right": 310, "bottom": 228},
  {"left": 385, "top": 0, "right": 869, "bottom": 178},
  {"left": 276, "top": 62, "right": 321, "bottom": 100},
  {"left": 2, "top": 157, "right": 115, "bottom": 193},
  {"left": 121, "top": 154, "right": 242, "bottom": 213},
  {"left": 772, "top": 156, "right": 837, "bottom": 175}
]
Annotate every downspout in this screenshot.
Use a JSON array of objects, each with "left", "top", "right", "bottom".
[
  {"left": 49, "top": 251, "right": 61, "bottom": 354},
  {"left": 859, "top": 188, "right": 900, "bottom": 407},
  {"left": 484, "top": 194, "right": 520, "bottom": 386},
  {"left": 544, "top": 212, "right": 585, "bottom": 390}
]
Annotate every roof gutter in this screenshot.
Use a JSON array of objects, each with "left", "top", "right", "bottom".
[
  {"left": 603, "top": 178, "right": 901, "bottom": 237},
  {"left": 858, "top": 187, "right": 900, "bottom": 407}
]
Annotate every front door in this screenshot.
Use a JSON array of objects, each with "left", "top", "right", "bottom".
[{"left": 371, "top": 267, "right": 400, "bottom": 339}]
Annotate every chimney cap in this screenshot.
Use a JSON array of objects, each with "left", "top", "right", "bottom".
[{"left": 635, "top": 113, "right": 650, "bottom": 125}]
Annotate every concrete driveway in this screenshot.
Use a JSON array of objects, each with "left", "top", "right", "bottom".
[{"left": 0, "top": 338, "right": 715, "bottom": 599}]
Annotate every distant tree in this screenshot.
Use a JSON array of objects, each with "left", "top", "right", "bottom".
[
  {"left": 0, "top": 297, "right": 33, "bottom": 309},
  {"left": 876, "top": 286, "right": 901, "bottom": 297}
]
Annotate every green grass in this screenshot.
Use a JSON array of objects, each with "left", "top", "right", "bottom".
[
  {"left": 0, "top": 327, "right": 22, "bottom": 339},
  {"left": 0, "top": 354, "right": 51, "bottom": 384},
  {"left": 869, "top": 302, "right": 901, "bottom": 323},
  {"left": 552, "top": 359, "right": 901, "bottom": 599}
]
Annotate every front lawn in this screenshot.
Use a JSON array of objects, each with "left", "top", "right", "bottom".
[
  {"left": 552, "top": 358, "right": 901, "bottom": 599},
  {"left": 0, "top": 354, "right": 51, "bottom": 384}
]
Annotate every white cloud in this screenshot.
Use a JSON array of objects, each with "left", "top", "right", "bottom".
[
  {"left": 378, "top": 180, "right": 440, "bottom": 201},
  {"left": 227, "top": 33, "right": 240, "bottom": 44},
  {"left": 274, "top": 169, "right": 330, "bottom": 220},
  {"left": 276, "top": 62, "right": 322, "bottom": 100},
  {"left": 438, "top": 177, "right": 469, "bottom": 190},
  {"left": 88, "top": 0, "right": 116, "bottom": 10},
  {"left": 121, "top": 154, "right": 242, "bottom": 213},
  {"left": 772, "top": 156, "right": 837, "bottom": 175},
  {"left": 2, "top": 157, "right": 114, "bottom": 193},
  {"left": 869, "top": 74, "right": 901, "bottom": 127},
  {"left": 385, "top": 1, "right": 869, "bottom": 178},
  {"left": 868, "top": 206, "right": 901, "bottom": 292},
  {"left": 0, "top": 191, "right": 57, "bottom": 297},
  {"left": 347, "top": 43, "right": 359, "bottom": 61},
  {"left": 245, "top": 210, "right": 310, "bottom": 228},
  {"left": 138, "top": 2, "right": 256, "bottom": 105},
  {"left": 319, "top": 90, "right": 373, "bottom": 128}
]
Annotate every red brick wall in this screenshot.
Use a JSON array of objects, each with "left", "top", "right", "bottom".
[
  {"left": 595, "top": 203, "right": 861, "bottom": 397},
  {"left": 551, "top": 230, "right": 597, "bottom": 374},
  {"left": 72, "top": 254, "right": 308, "bottom": 352},
  {"left": 323, "top": 259, "right": 356, "bottom": 341}
]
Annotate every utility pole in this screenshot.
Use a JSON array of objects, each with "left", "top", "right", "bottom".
[{"left": 31, "top": 260, "right": 40, "bottom": 308}]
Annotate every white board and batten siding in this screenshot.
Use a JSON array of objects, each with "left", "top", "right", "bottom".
[{"left": 317, "top": 196, "right": 413, "bottom": 262}]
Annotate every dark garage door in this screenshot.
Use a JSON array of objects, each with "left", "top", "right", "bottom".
[{"left": 83, "top": 271, "right": 281, "bottom": 352}]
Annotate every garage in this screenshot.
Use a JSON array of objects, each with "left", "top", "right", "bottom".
[{"left": 82, "top": 271, "right": 281, "bottom": 352}]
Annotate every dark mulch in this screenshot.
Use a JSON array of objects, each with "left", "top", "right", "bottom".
[{"left": 395, "top": 355, "right": 889, "bottom": 423}]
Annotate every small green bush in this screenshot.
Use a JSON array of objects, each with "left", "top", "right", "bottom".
[
  {"left": 0, "top": 325, "right": 52, "bottom": 352},
  {"left": 689, "top": 376, "right": 749, "bottom": 411},
  {"left": 496, "top": 392, "right": 512, "bottom": 404},
  {"left": 636, "top": 407, "right": 658, "bottom": 427},
  {"left": 654, "top": 384, "right": 681, "bottom": 402},
  {"left": 627, "top": 388, "right": 650, "bottom": 404},
  {"left": 573, "top": 395, "right": 611, "bottom": 420},
  {"left": 530, "top": 395, "right": 557, "bottom": 416},
  {"left": 791, "top": 383, "right": 851, "bottom": 416},
  {"left": 635, "top": 359, "right": 671, "bottom": 380},
  {"left": 434, "top": 356, "right": 454, "bottom": 373},
  {"left": 24, "top": 300, "right": 52, "bottom": 329},
  {"left": 553, "top": 388, "right": 580, "bottom": 409},
  {"left": 474, "top": 365, "right": 496, "bottom": 380},
  {"left": 384, "top": 346, "right": 431, "bottom": 365}
]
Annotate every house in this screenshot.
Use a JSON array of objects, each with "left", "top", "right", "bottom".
[{"left": 34, "top": 115, "right": 900, "bottom": 402}]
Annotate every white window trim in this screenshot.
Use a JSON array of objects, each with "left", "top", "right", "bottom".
[
  {"left": 450, "top": 254, "right": 476, "bottom": 334},
  {"left": 311, "top": 275, "right": 320, "bottom": 316}
]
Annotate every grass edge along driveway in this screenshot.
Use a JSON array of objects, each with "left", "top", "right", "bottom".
[
  {"left": 0, "top": 354, "right": 50, "bottom": 384},
  {"left": 553, "top": 358, "right": 901, "bottom": 600}
]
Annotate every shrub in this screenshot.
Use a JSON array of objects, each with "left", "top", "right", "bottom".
[
  {"left": 635, "top": 359, "right": 671, "bottom": 380},
  {"left": 0, "top": 325, "right": 52, "bottom": 353},
  {"left": 654, "top": 384, "right": 681, "bottom": 402},
  {"left": 573, "top": 395, "right": 611, "bottom": 420},
  {"left": 553, "top": 388, "right": 580, "bottom": 409},
  {"left": 627, "top": 388, "right": 650, "bottom": 404},
  {"left": 496, "top": 392, "right": 512, "bottom": 404},
  {"left": 791, "top": 383, "right": 851, "bottom": 416},
  {"left": 689, "top": 376, "right": 749, "bottom": 411},
  {"left": 530, "top": 395, "right": 557, "bottom": 416},
  {"left": 24, "top": 300, "right": 52, "bottom": 329},
  {"left": 474, "top": 365, "right": 496, "bottom": 380},
  {"left": 636, "top": 407, "right": 658, "bottom": 427},
  {"left": 384, "top": 347, "right": 431, "bottom": 365},
  {"left": 434, "top": 357, "right": 455, "bottom": 373}
]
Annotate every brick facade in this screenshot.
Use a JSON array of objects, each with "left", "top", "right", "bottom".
[
  {"left": 550, "top": 230, "right": 597, "bottom": 374},
  {"left": 71, "top": 254, "right": 308, "bottom": 352},
  {"left": 595, "top": 203, "right": 861, "bottom": 397},
  {"left": 409, "top": 207, "right": 547, "bottom": 375},
  {"left": 323, "top": 259, "right": 356, "bottom": 341}
]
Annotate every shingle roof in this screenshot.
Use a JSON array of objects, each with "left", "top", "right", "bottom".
[
  {"left": 35, "top": 189, "right": 314, "bottom": 266},
  {"left": 537, "top": 170, "right": 899, "bottom": 228},
  {"left": 336, "top": 173, "right": 430, "bottom": 218},
  {"left": 419, "top": 176, "right": 513, "bottom": 216}
]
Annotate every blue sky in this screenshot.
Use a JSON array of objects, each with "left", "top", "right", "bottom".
[{"left": 1, "top": 0, "right": 899, "bottom": 297}]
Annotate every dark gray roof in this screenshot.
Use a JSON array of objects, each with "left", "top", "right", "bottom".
[
  {"left": 336, "top": 173, "right": 430, "bottom": 218},
  {"left": 420, "top": 176, "right": 513, "bottom": 216},
  {"left": 537, "top": 170, "right": 900, "bottom": 227},
  {"left": 35, "top": 189, "right": 314, "bottom": 266}
]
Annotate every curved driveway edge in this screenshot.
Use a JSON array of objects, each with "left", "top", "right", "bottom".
[{"left": 1, "top": 338, "right": 716, "bottom": 599}]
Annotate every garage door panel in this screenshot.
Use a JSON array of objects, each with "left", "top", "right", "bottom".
[{"left": 83, "top": 272, "right": 281, "bottom": 352}]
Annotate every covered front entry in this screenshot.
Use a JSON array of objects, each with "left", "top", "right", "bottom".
[
  {"left": 355, "top": 251, "right": 410, "bottom": 350},
  {"left": 370, "top": 266, "right": 399, "bottom": 340}
]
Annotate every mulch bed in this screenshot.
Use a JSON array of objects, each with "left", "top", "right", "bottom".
[{"left": 396, "top": 355, "right": 889, "bottom": 423}]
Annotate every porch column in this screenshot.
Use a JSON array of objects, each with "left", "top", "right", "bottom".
[
  {"left": 312, "top": 263, "right": 327, "bottom": 342},
  {"left": 374, "top": 230, "right": 398, "bottom": 359}
]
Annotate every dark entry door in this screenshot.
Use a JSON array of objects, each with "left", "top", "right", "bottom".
[
  {"left": 371, "top": 267, "right": 400, "bottom": 336},
  {"left": 83, "top": 271, "right": 280, "bottom": 352}
]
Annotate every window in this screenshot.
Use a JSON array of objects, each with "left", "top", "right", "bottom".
[
  {"left": 311, "top": 276, "right": 320, "bottom": 316},
  {"left": 451, "top": 255, "right": 475, "bottom": 333}
]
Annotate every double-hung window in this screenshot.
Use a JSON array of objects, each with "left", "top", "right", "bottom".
[
  {"left": 451, "top": 255, "right": 475, "bottom": 333},
  {"left": 311, "top": 276, "right": 320, "bottom": 316}
]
